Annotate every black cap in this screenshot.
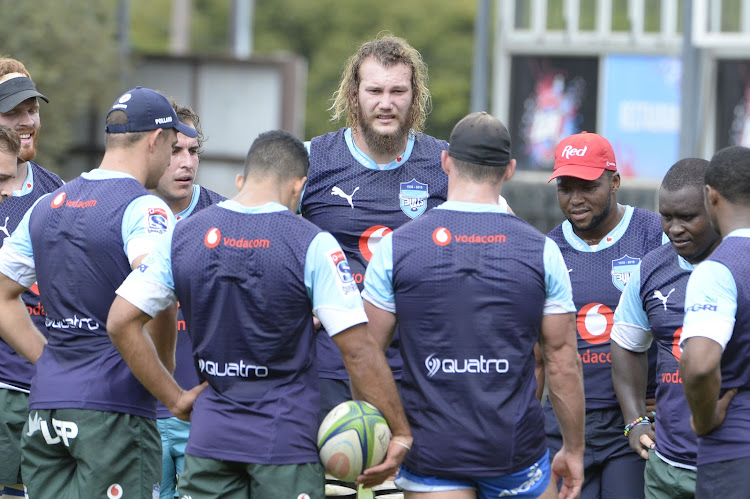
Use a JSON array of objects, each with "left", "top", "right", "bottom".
[
  {"left": 0, "top": 77, "right": 49, "bottom": 114},
  {"left": 448, "top": 111, "right": 511, "bottom": 167}
]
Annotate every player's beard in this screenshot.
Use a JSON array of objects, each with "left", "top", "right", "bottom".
[
  {"left": 357, "top": 106, "right": 412, "bottom": 160},
  {"left": 571, "top": 190, "right": 613, "bottom": 233},
  {"left": 18, "top": 126, "right": 40, "bottom": 162}
]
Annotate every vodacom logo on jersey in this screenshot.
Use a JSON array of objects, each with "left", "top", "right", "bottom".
[
  {"left": 577, "top": 302, "right": 614, "bottom": 345},
  {"left": 359, "top": 225, "right": 393, "bottom": 262}
]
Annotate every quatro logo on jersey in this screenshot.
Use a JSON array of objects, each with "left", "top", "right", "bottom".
[
  {"left": 204, "top": 227, "right": 221, "bottom": 248},
  {"left": 358, "top": 225, "right": 393, "bottom": 262},
  {"left": 577, "top": 302, "right": 614, "bottom": 345},
  {"left": 432, "top": 227, "right": 451, "bottom": 246},
  {"left": 107, "top": 484, "right": 123, "bottom": 499},
  {"left": 51, "top": 192, "right": 66, "bottom": 208}
]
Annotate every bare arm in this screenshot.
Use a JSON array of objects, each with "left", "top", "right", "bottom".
[
  {"left": 0, "top": 273, "right": 46, "bottom": 363},
  {"left": 680, "top": 336, "right": 736, "bottom": 435},
  {"left": 351, "top": 301, "right": 398, "bottom": 402},
  {"left": 333, "top": 321, "right": 410, "bottom": 488},
  {"left": 541, "top": 312, "right": 584, "bottom": 499},
  {"left": 611, "top": 342, "right": 652, "bottom": 458},
  {"left": 107, "top": 296, "right": 205, "bottom": 420},
  {"left": 130, "top": 255, "right": 178, "bottom": 374}
]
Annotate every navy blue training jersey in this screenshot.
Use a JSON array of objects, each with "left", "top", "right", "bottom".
[
  {"left": 548, "top": 207, "right": 663, "bottom": 410},
  {"left": 391, "top": 208, "right": 548, "bottom": 476},
  {"left": 0, "top": 162, "right": 63, "bottom": 390},
  {"left": 638, "top": 243, "right": 697, "bottom": 467},
  {"left": 302, "top": 128, "right": 448, "bottom": 380},
  {"left": 172, "top": 206, "right": 323, "bottom": 464},
  {"left": 697, "top": 237, "right": 750, "bottom": 465},
  {"left": 28, "top": 177, "right": 158, "bottom": 417},
  {"left": 156, "top": 185, "right": 226, "bottom": 419}
]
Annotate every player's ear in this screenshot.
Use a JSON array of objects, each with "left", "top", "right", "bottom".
[
  {"left": 235, "top": 173, "right": 245, "bottom": 192},
  {"left": 441, "top": 150, "right": 451, "bottom": 175},
  {"left": 503, "top": 159, "right": 516, "bottom": 182},
  {"left": 292, "top": 176, "right": 307, "bottom": 199}
]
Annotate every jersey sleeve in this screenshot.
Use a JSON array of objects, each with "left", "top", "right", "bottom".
[
  {"left": 305, "top": 232, "right": 367, "bottom": 336},
  {"left": 0, "top": 195, "right": 47, "bottom": 287},
  {"left": 121, "top": 194, "right": 174, "bottom": 266},
  {"left": 361, "top": 232, "right": 395, "bottom": 313},
  {"left": 611, "top": 264, "right": 653, "bottom": 352},
  {"left": 543, "top": 237, "right": 576, "bottom": 314},
  {"left": 115, "top": 230, "right": 177, "bottom": 318},
  {"left": 680, "top": 260, "right": 737, "bottom": 350}
]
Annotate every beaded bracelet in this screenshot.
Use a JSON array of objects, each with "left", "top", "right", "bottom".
[{"left": 623, "top": 416, "right": 651, "bottom": 437}]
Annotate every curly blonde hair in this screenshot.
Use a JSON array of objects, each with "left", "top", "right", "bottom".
[{"left": 329, "top": 34, "right": 431, "bottom": 134}]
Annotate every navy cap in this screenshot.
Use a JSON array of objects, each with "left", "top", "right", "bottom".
[
  {"left": 105, "top": 86, "right": 197, "bottom": 138},
  {"left": 0, "top": 77, "right": 49, "bottom": 114},
  {"left": 448, "top": 111, "right": 511, "bottom": 167}
]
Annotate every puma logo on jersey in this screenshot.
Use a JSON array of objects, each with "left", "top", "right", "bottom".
[
  {"left": 0, "top": 217, "right": 9, "bottom": 238},
  {"left": 331, "top": 186, "right": 360, "bottom": 208},
  {"left": 654, "top": 288, "right": 675, "bottom": 310},
  {"left": 26, "top": 411, "right": 79, "bottom": 446}
]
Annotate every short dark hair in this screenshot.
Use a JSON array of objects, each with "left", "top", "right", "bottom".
[
  {"left": 104, "top": 109, "right": 147, "bottom": 148},
  {"left": 660, "top": 158, "right": 709, "bottom": 192},
  {"left": 242, "top": 130, "right": 309, "bottom": 181},
  {"left": 706, "top": 146, "right": 750, "bottom": 204},
  {"left": 171, "top": 99, "right": 204, "bottom": 152},
  {"left": 0, "top": 124, "right": 20, "bottom": 156},
  {"left": 450, "top": 156, "right": 506, "bottom": 183}
]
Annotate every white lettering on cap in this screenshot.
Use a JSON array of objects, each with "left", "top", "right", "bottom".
[
  {"left": 154, "top": 116, "right": 173, "bottom": 125},
  {"left": 561, "top": 145, "right": 587, "bottom": 159}
]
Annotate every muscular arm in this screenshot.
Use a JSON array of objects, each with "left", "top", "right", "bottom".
[
  {"left": 680, "top": 337, "right": 727, "bottom": 435},
  {"left": 541, "top": 312, "right": 584, "bottom": 498},
  {"left": 0, "top": 273, "right": 46, "bottom": 363},
  {"left": 107, "top": 296, "right": 204, "bottom": 420},
  {"left": 611, "top": 342, "right": 652, "bottom": 458},
  {"left": 131, "top": 255, "right": 178, "bottom": 374},
  {"left": 333, "top": 321, "right": 411, "bottom": 487}
]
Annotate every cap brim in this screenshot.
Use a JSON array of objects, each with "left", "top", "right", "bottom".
[
  {"left": 0, "top": 90, "right": 49, "bottom": 114},
  {"left": 174, "top": 121, "right": 198, "bottom": 138},
  {"left": 548, "top": 165, "right": 606, "bottom": 183}
]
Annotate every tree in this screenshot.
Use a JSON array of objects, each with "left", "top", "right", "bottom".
[
  {"left": 252, "top": 0, "right": 478, "bottom": 141},
  {"left": 0, "top": 0, "right": 121, "bottom": 177}
]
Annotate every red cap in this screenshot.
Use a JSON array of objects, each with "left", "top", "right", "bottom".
[{"left": 548, "top": 132, "right": 617, "bottom": 182}]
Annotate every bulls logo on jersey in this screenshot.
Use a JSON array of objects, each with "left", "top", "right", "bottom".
[
  {"left": 611, "top": 255, "right": 640, "bottom": 292},
  {"left": 399, "top": 178, "right": 428, "bottom": 219}
]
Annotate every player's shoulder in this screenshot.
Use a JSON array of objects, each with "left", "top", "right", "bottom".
[
  {"left": 29, "top": 161, "right": 64, "bottom": 188},
  {"left": 198, "top": 185, "right": 227, "bottom": 204},
  {"left": 414, "top": 132, "right": 449, "bottom": 151}
]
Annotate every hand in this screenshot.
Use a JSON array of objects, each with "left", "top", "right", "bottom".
[
  {"left": 171, "top": 381, "right": 208, "bottom": 421},
  {"left": 691, "top": 388, "right": 738, "bottom": 435},
  {"left": 355, "top": 436, "right": 411, "bottom": 488},
  {"left": 627, "top": 423, "right": 655, "bottom": 460},
  {"left": 645, "top": 397, "right": 657, "bottom": 415},
  {"left": 550, "top": 446, "right": 584, "bottom": 499}
]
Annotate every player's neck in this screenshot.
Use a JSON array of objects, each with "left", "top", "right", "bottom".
[
  {"left": 233, "top": 179, "right": 291, "bottom": 209},
  {"left": 446, "top": 180, "right": 503, "bottom": 206},
  {"left": 12, "top": 159, "right": 28, "bottom": 191}
]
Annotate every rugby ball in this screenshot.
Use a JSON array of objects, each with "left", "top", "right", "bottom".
[{"left": 318, "top": 400, "right": 391, "bottom": 482}]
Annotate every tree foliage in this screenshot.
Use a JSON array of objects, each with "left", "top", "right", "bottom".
[
  {"left": 0, "top": 0, "right": 121, "bottom": 176},
  {"left": 252, "top": 0, "right": 478, "bottom": 141}
]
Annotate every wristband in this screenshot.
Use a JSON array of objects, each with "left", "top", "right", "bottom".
[
  {"left": 623, "top": 416, "right": 651, "bottom": 437},
  {"left": 392, "top": 440, "right": 411, "bottom": 451}
]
